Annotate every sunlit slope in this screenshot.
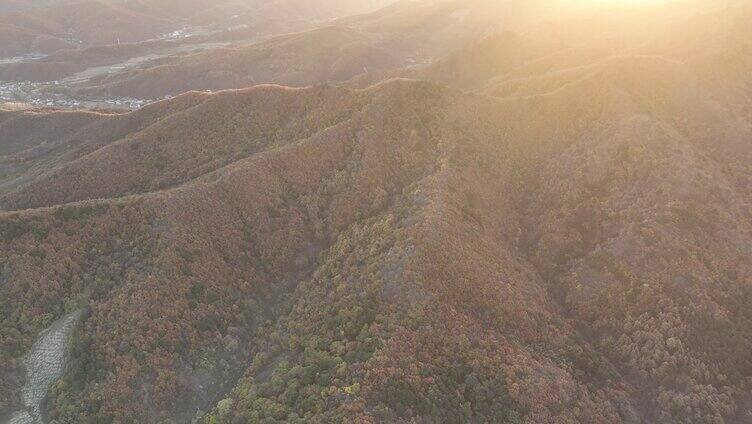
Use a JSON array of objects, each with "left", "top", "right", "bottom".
[
  {"left": 352, "top": 0, "right": 745, "bottom": 95},
  {"left": 2, "top": 1, "right": 752, "bottom": 423}
]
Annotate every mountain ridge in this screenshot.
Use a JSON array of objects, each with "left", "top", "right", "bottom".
[{"left": 2, "top": 2, "right": 752, "bottom": 423}]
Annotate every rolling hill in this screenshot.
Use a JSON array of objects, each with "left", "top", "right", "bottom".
[
  {"left": 6, "top": 0, "right": 554, "bottom": 102},
  {"left": 60, "top": 27, "right": 404, "bottom": 100},
  {"left": 0, "top": 0, "right": 395, "bottom": 57},
  {"left": 2, "top": 1, "right": 752, "bottom": 424}
]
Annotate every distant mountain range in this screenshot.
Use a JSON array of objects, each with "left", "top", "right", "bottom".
[{"left": 0, "top": 0, "right": 393, "bottom": 56}]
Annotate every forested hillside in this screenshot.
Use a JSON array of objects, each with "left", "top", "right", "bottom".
[
  {"left": 2, "top": 1, "right": 752, "bottom": 424},
  {"left": 60, "top": 27, "right": 404, "bottom": 100}
]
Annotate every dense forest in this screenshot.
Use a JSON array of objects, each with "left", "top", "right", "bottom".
[{"left": 2, "top": 1, "right": 752, "bottom": 423}]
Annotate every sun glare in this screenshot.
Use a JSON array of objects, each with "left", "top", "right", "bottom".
[{"left": 563, "top": 0, "right": 673, "bottom": 8}]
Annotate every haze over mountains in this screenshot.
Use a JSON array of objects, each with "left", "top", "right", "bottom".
[
  {"left": 2, "top": 1, "right": 752, "bottom": 423},
  {"left": 0, "top": 0, "right": 392, "bottom": 55},
  {"left": 0, "top": 0, "right": 552, "bottom": 107}
]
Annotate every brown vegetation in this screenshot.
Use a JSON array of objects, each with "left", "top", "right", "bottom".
[
  {"left": 2, "top": 2, "right": 752, "bottom": 424},
  {"left": 69, "top": 27, "right": 404, "bottom": 99}
]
